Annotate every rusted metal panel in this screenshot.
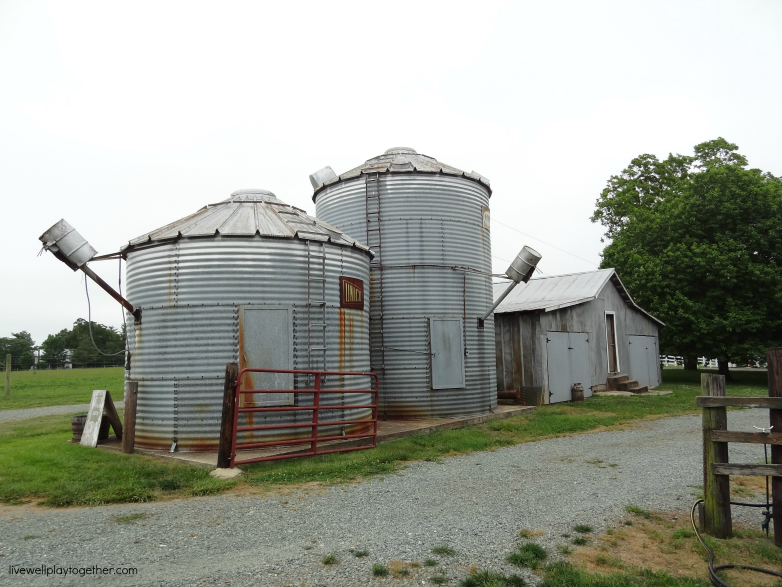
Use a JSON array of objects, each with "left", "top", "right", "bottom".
[
  {"left": 125, "top": 192, "right": 372, "bottom": 451},
  {"left": 316, "top": 160, "right": 496, "bottom": 420}
]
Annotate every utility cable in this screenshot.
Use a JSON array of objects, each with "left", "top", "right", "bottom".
[
  {"left": 84, "top": 274, "right": 126, "bottom": 357},
  {"left": 493, "top": 218, "right": 599, "bottom": 268},
  {"left": 690, "top": 499, "right": 782, "bottom": 587}
]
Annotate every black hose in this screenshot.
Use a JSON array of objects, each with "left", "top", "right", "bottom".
[
  {"left": 690, "top": 499, "right": 782, "bottom": 587},
  {"left": 85, "top": 277, "right": 126, "bottom": 357}
]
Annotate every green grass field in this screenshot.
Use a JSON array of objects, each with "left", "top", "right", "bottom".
[
  {"left": 0, "top": 367, "right": 769, "bottom": 508},
  {"left": 0, "top": 415, "right": 234, "bottom": 507},
  {"left": 0, "top": 367, "right": 125, "bottom": 410}
]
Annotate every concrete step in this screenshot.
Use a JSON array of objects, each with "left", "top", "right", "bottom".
[
  {"left": 592, "top": 384, "right": 607, "bottom": 393},
  {"left": 618, "top": 379, "right": 640, "bottom": 391},
  {"left": 627, "top": 385, "right": 649, "bottom": 394},
  {"left": 606, "top": 374, "right": 630, "bottom": 391}
]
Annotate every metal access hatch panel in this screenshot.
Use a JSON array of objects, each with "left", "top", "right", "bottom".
[
  {"left": 239, "top": 306, "right": 294, "bottom": 406},
  {"left": 430, "top": 318, "right": 465, "bottom": 390}
]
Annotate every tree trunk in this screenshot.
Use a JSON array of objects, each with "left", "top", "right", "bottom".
[
  {"left": 718, "top": 358, "right": 733, "bottom": 381},
  {"left": 684, "top": 355, "right": 699, "bottom": 371}
]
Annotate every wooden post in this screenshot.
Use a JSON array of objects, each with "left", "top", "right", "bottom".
[
  {"left": 767, "top": 348, "right": 782, "bottom": 547},
  {"left": 122, "top": 381, "right": 138, "bottom": 454},
  {"left": 702, "top": 373, "right": 732, "bottom": 538},
  {"left": 217, "top": 363, "right": 239, "bottom": 469},
  {"left": 5, "top": 354, "right": 10, "bottom": 396}
]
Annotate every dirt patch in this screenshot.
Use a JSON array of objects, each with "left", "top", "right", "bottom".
[{"left": 567, "top": 509, "right": 782, "bottom": 587}]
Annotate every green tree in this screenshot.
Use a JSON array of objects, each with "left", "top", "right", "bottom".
[
  {"left": 41, "top": 319, "right": 125, "bottom": 368},
  {"left": 0, "top": 331, "right": 36, "bottom": 370},
  {"left": 592, "top": 138, "right": 782, "bottom": 377}
]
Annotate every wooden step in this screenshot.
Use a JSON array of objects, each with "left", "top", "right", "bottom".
[
  {"left": 627, "top": 385, "right": 649, "bottom": 394},
  {"left": 606, "top": 374, "right": 629, "bottom": 391},
  {"left": 618, "top": 379, "right": 639, "bottom": 391}
]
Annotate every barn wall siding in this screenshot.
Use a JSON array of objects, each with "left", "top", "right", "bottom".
[{"left": 494, "top": 279, "right": 661, "bottom": 401}]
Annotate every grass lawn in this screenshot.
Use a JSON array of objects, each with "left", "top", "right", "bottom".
[
  {"left": 0, "top": 367, "right": 125, "bottom": 410},
  {"left": 0, "top": 367, "right": 769, "bottom": 508},
  {"left": 0, "top": 415, "right": 234, "bottom": 507}
]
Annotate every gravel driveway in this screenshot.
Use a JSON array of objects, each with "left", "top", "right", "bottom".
[
  {"left": 0, "top": 409, "right": 772, "bottom": 586},
  {"left": 0, "top": 402, "right": 124, "bottom": 422}
]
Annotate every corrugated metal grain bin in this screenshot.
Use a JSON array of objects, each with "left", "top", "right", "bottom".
[
  {"left": 311, "top": 148, "right": 497, "bottom": 419},
  {"left": 122, "top": 190, "right": 373, "bottom": 451}
]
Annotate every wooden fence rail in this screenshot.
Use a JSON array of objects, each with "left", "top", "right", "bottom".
[{"left": 699, "top": 347, "right": 782, "bottom": 545}]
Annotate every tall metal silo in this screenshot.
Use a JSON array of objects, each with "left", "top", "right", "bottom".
[
  {"left": 122, "top": 189, "right": 372, "bottom": 451},
  {"left": 311, "top": 148, "right": 497, "bottom": 419}
]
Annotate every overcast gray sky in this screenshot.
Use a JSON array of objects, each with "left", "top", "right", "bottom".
[{"left": 1, "top": 0, "right": 780, "bottom": 346}]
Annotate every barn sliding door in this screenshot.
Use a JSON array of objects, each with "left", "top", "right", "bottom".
[
  {"left": 546, "top": 331, "right": 592, "bottom": 404},
  {"left": 628, "top": 335, "right": 659, "bottom": 388}
]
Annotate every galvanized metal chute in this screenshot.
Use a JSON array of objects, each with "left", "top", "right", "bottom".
[
  {"left": 38, "top": 219, "right": 141, "bottom": 324},
  {"left": 481, "top": 245, "right": 541, "bottom": 321}
]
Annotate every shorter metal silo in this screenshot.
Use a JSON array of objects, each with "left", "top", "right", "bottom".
[{"left": 122, "top": 189, "right": 372, "bottom": 451}]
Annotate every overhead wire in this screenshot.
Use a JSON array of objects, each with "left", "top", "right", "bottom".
[{"left": 492, "top": 218, "right": 599, "bottom": 268}]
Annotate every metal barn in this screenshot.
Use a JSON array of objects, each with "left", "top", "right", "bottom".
[{"left": 493, "top": 269, "right": 664, "bottom": 404}]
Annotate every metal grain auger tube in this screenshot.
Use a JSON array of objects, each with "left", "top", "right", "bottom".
[
  {"left": 39, "top": 219, "right": 141, "bottom": 324},
  {"left": 481, "top": 245, "right": 541, "bottom": 321}
]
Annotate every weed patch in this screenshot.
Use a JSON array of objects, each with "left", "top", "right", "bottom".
[
  {"left": 625, "top": 505, "right": 659, "bottom": 520},
  {"left": 461, "top": 569, "right": 527, "bottom": 587},
  {"left": 507, "top": 543, "right": 547, "bottom": 569},
  {"left": 539, "top": 561, "right": 707, "bottom": 586},
  {"left": 113, "top": 513, "right": 148, "bottom": 525},
  {"left": 574, "top": 524, "right": 594, "bottom": 534},
  {"left": 432, "top": 545, "right": 457, "bottom": 556},
  {"left": 321, "top": 553, "right": 338, "bottom": 565},
  {"left": 371, "top": 564, "right": 388, "bottom": 577}
]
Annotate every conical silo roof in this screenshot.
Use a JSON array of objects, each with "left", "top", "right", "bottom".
[
  {"left": 121, "top": 189, "right": 370, "bottom": 253},
  {"left": 311, "top": 147, "right": 492, "bottom": 200}
]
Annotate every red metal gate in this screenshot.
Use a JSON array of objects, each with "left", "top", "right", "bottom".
[{"left": 230, "top": 368, "right": 379, "bottom": 467}]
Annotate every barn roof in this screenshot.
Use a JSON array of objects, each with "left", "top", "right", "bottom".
[{"left": 492, "top": 268, "right": 664, "bottom": 326}]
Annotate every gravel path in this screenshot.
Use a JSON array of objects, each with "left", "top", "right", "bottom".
[
  {"left": 0, "top": 402, "right": 124, "bottom": 422},
  {"left": 0, "top": 409, "right": 773, "bottom": 586}
]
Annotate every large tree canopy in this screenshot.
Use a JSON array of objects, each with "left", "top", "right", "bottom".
[
  {"left": 0, "top": 332, "right": 36, "bottom": 370},
  {"left": 592, "top": 138, "right": 782, "bottom": 374},
  {"left": 41, "top": 319, "right": 125, "bottom": 368}
]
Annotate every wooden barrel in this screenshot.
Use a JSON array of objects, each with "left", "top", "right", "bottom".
[
  {"left": 71, "top": 414, "right": 88, "bottom": 441},
  {"left": 71, "top": 414, "right": 111, "bottom": 442}
]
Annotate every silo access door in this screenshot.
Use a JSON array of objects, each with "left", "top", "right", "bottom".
[
  {"left": 430, "top": 318, "right": 465, "bottom": 390},
  {"left": 239, "top": 306, "right": 294, "bottom": 406}
]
